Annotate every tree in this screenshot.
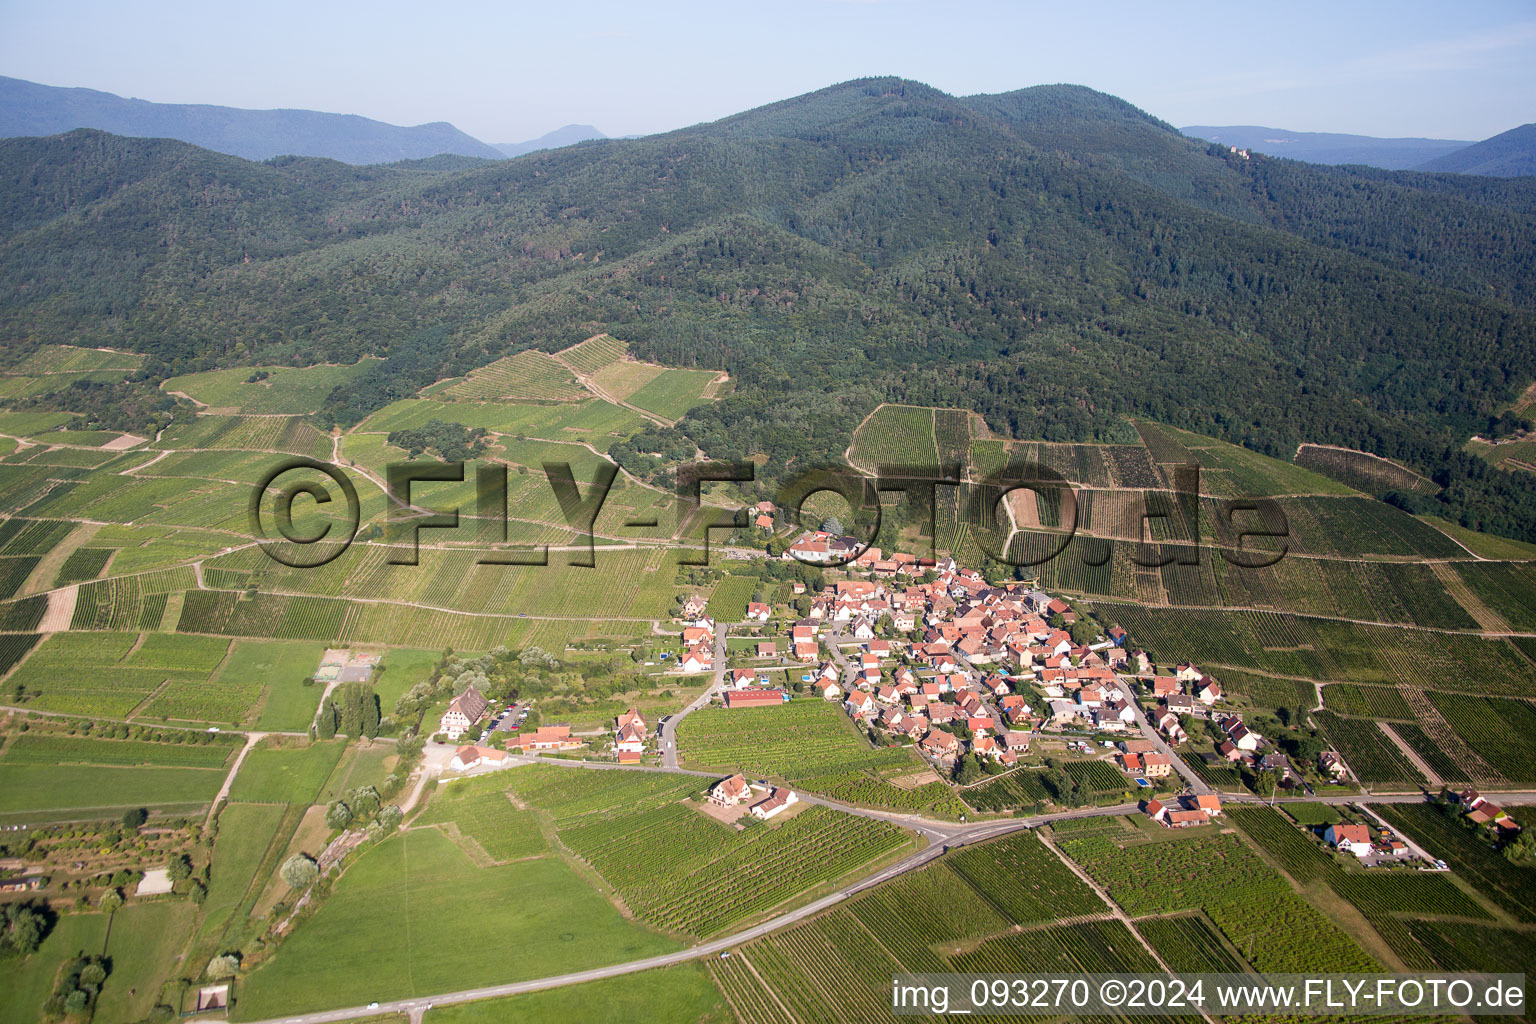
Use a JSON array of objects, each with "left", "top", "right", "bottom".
[
  {"left": 279, "top": 854, "right": 319, "bottom": 891},
  {"left": 166, "top": 855, "right": 192, "bottom": 883},
  {"left": 122, "top": 808, "right": 148, "bottom": 829},
  {"left": 99, "top": 889, "right": 123, "bottom": 915},
  {"left": 188, "top": 880, "right": 207, "bottom": 904},
  {"left": 316, "top": 700, "right": 338, "bottom": 739},
  {"left": 377, "top": 805, "right": 403, "bottom": 833},
  {"left": 205, "top": 954, "right": 240, "bottom": 980},
  {"left": 325, "top": 801, "right": 353, "bottom": 830},
  {"left": 345, "top": 786, "right": 381, "bottom": 820}
]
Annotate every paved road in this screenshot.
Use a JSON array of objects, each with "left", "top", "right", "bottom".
[
  {"left": 1116, "top": 677, "right": 1211, "bottom": 796},
  {"left": 659, "top": 620, "right": 738, "bottom": 768}
]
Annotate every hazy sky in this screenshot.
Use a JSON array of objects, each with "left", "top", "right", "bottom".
[{"left": 1, "top": 0, "right": 1532, "bottom": 143}]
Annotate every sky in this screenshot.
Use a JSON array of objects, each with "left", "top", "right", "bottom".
[{"left": 1, "top": 0, "right": 1532, "bottom": 143}]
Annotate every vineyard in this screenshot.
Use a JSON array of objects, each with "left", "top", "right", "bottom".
[
  {"left": 959, "top": 767, "right": 1052, "bottom": 811},
  {"left": 847, "top": 404, "right": 938, "bottom": 471},
  {"left": 947, "top": 831, "right": 1103, "bottom": 925},
  {"left": 1100, "top": 603, "right": 1536, "bottom": 695},
  {"left": 440, "top": 350, "right": 586, "bottom": 403},
  {"left": 623, "top": 368, "right": 719, "bottom": 421},
  {"left": 1061, "top": 829, "right": 1380, "bottom": 973},
  {"left": 163, "top": 361, "right": 379, "bottom": 414},
  {"left": 1312, "top": 711, "right": 1425, "bottom": 789},
  {"left": 415, "top": 781, "right": 548, "bottom": 862},
  {"left": 1322, "top": 683, "right": 1414, "bottom": 720},
  {"left": 1453, "top": 562, "right": 1536, "bottom": 630},
  {"left": 1139, "top": 914, "right": 1250, "bottom": 974},
  {"left": 557, "top": 333, "right": 628, "bottom": 375},
  {"left": 848, "top": 862, "right": 1009, "bottom": 971},
  {"left": 154, "top": 414, "right": 334, "bottom": 459},
  {"left": 1375, "top": 803, "right": 1536, "bottom": 923},
  {"left": 502, "top": 765, "right": 911, "bottom": 937},
  {"left": 1294, "top": 444, "right": 1438, "bottom": 496},
  {"left": 1426, "top": 691, "right": 1536, "bottom": 784},
  {"left": 0, "top": 732, "right": 239, "bottom": 769}
]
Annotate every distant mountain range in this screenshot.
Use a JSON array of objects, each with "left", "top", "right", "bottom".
[
  {"left": 1416, "top": 123, "right": 1536, "bottom": 177},
  {"left": 493, "top": 125, "right": 607, "bottom": 157},
  {"left": 1181, "top": 125, "right": 1471, "bottom": 169},
  {"left": 0, "top": 76, "right": 506, "bottom": 164}
]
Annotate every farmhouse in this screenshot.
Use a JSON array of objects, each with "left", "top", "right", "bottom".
[
  {"left": 709, "top": 773, "right": 752, "bottom": 807},
  {"left": 440, "top": 685, "right": 489, "bottom": 741}
]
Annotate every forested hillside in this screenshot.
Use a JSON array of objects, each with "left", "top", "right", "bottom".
[{"left": 3, "top": 77, "right": 1535, "bottom": 539}]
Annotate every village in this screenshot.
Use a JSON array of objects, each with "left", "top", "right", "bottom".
[{"left": 423, "top": 515, "right": 1520, "bottom": 865}]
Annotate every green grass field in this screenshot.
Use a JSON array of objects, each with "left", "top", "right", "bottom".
[
  {"left": 215, "top": 640, "right": 328, "bottom": 731},
  {"left": 0, "top": 913, "right": 108, "bottom": 1024},
  {"left": 227, "top": 739, "right": 345, "bottom": 804},
  {"left": 0, "top": 762, "right": 226, "bottom": 821},
  {"left": 202, "top": 802, "right": 289, "bottom": 933},
  {"left": 233, "top": 827, "right": 680, "bottom": 1019}
]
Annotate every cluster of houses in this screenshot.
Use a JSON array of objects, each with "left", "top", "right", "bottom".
[
  {"left": 708, "top": 773, "right": 799, "bottom": 820},
  {"left": 1143, "top": 792, "right": 1223, "bottom": 827},
  {"left": 1115, "top": 738, "right": 1173, "bottom": 778},
  {"left": 677, "top": 597, "right": 717, "bottom": 675},
  {"left": 1455, "top": 788, "right": 1524, "bottom": 840}
]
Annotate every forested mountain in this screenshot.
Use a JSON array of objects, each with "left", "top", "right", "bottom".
[
  {"left": 3, "top": 77, "right": 1535, "bottom": 539},
  {"left": 1182, "top": 125, "right": 1470, "bottom": 169},
  {"left": 0, "top": 75, "right": 504, "bottom": 163},
  {"left": 1417, "top": 123, "right": 1536, "bottom": 177}
]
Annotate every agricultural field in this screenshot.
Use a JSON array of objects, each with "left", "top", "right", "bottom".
[
  {"left": 423, "top": 964, "right": 731, "bottom": 1024},
  {"left": 501, "top": 764, "right": 913, "bottom": 937},
  {"left": 440, "top": 350, "right": 585, "bottom": 402},
  {"left": 1376, "top": 803, "right": 1536, "bottom": 923},
  {"left": 1452, "top": 561, "right": 1536, "bottom": 630},
  {"left": 557, "top": 333, "right": 629, "bottom": 375},
  {"left": 232, "top": 826, "right": 681, "bottom": 1020},
  {"left": 959, "top": 767, "right": 1052, "bottom": 811},
  {"left": 946, "top": 830, "right": 1103, "bottom": 924},
  {"left": 1321, "top": 683, "right": 1414, "bottom": 720},
  {"left": 415, "top": 775, "right": 548, "bottom": 863},
  {"left": 624, "top": 368, "right": 719, "bottom": 421},
  {"left": 1312, "top": 711, "right": 1426, "bottom": 790},
  {"left": 0, "top": 737, "right": 228, "bottom": 822},
  {"left": 1098, "top": 603, "right": 1536, "bottom": 695},
  {"left": 1417, "top": 516, "right": 1536, "bottom": 559},
  {"left": 1134, "top": 420, "right": 1355, "bottom": 496},
  {"left": 1139, "top": 914, "right": 1252, "bottom": 975},
  {"left": 163, "top": 360, "right": 380, "bottom": 414}
]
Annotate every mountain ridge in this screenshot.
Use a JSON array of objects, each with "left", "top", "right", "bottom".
[
  {"left": 0, "top": 75, "right": 505, "bottom": 164},
  {"left": 1417, "top": 123, "right": 1536, "bottom": 177},
  {"left": 1182, "top": 125, "right": 1470, "bottom": 169},
  {"left": 4, "top": 76, "right": 1535, "bottom": 539}
]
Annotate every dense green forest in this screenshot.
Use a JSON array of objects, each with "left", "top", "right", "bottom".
[{"left": 3, "top": 78, "right": 1535, "bottom": 539}]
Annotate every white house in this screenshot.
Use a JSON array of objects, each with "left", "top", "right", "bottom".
[
  {"left": 440, "top": 685, "right": 489, "bottom": 741},
  {"left": 709, "top": 774, "right": 752, "bottom": 807},
  {"left": 748, "top": 787, "right": 798, "bottom": 820},
  {"left": 1326, "top": 823, "right": 1373, "bottom": 857}
]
